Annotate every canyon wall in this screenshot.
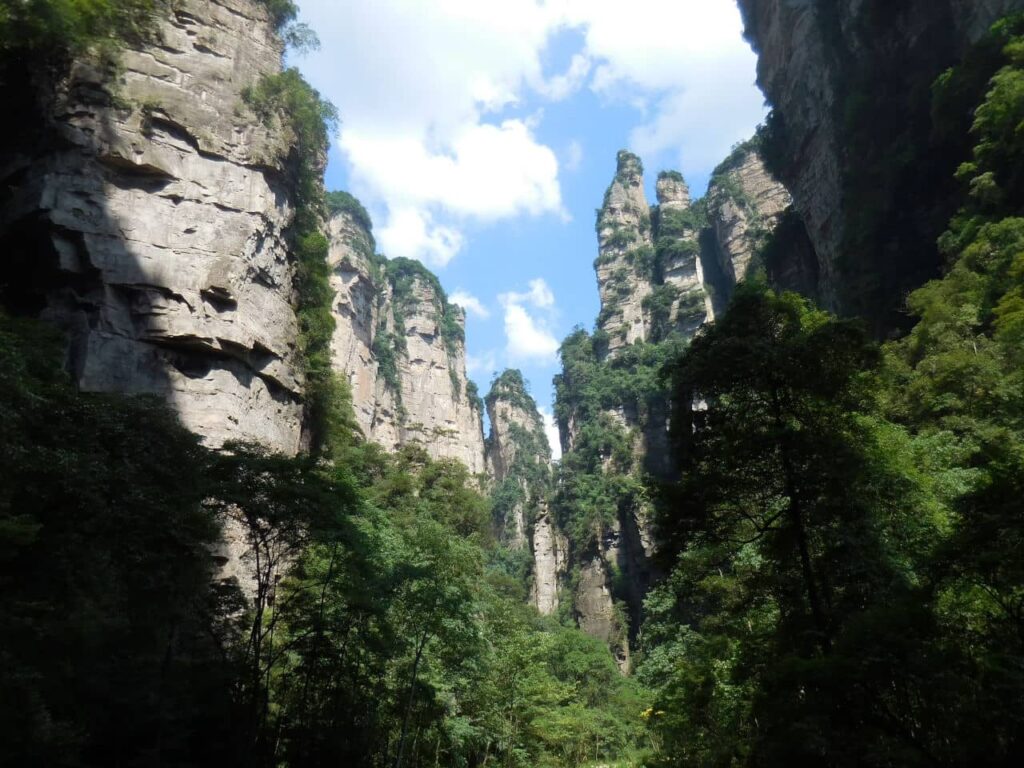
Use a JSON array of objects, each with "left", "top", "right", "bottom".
[
  {"left": 737, "top": 0, "right": 1024, "bottom": 323},
  {"left": 0, "top": 0, "right": 304, "bottom": 454},
  {"left": 326, "top": 208, "right": 486, "bottom": 474},
  {"left": 554, "top": 145, "right": 790, "bottom": 668}
]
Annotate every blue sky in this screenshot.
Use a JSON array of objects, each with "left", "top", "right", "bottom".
[{"left": 294, "top": 0, "right": 766, "bottom": 456}]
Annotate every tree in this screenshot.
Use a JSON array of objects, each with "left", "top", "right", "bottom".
[{"left": 649, "top": 286, "right": 947, "bottom": 766}]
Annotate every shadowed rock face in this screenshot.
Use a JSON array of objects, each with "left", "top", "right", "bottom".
[
  {"left": 0, "top": 0, "right": 303, "bottom": 454},
  {"left": 737, "top": 0, "right": 1024, "bottom": 318},
  {"left": 481, "top": 370, "right": 565, "bottom": 615},
  {"left": 326, "top": 211, "right": 486, "bottom": 474}
]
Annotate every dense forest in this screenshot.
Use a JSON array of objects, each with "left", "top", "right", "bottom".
[{"left": 2, "top": 1, "right": 1024, "bottom": 767}]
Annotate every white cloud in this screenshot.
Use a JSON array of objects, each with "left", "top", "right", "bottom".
[
  {"left": 298, "top": 0, "right": 571, "bottom": 266},
  {"left": 535, "top": 53, "right": 591, "bottom": 101},
  {"left": 499, "top": 278, "right": 559, "bottom": 363},
  {"left": 503, "top": 305, "right": 560, "bottom": 362},
  {"left": 539, "top": 406, "right": 563, "bottom": 462},
  {"left": 297, "top": 0, "right": 764, "bottom": 264},
  {"left": 562, "top": 0, "right": 766, "bottom": 181},
  {"left": 379, "top": 206, "right": 464, "bottom": 267},
  {"left": 499, "top": 278, "right": 555, "bottom": 309},
  {"left": 450, "top": 290, "right": 490, "bottom": 319}
]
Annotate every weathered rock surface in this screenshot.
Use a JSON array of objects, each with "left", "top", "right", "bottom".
[
  {"left": 327, "top": 213, "right": 486, "bottom": 474},
  {"left": 737, "top": 0, "right": 1024, "bottom": 316},
  {"left": 576, "top": 556, "right": 630, "bottom": 672},
  {"left": 326, "top": 211, "right": 401, "bottom": 447},
  {"left": 0, "top": 0, "right": 303, "bottom": 453},
  {"left": 656, "top": 173, "right": 715, "bottom": 334},
  {"left": 394, "top": 282, "right": 485, "bottom": 473},
  {"left": 595, "top": 151, "right": 654, "bottom": 354},
  {"left": 706, "top": 144, "right": 791, "bottom": 290},
  {"left": 530, "top": 506, "right": 568, "bottom": 616},
  {"left": 485, "top": 370, "right": 551, "bottom": 549},
  {"left": 561, "top": 147, "right": 792, "bottom": 665}
]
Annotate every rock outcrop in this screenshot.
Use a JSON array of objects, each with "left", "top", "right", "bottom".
[
  {"left": 706, "top": 142, "right": 791, "bottom": 292},
  {"left": 555, "top": 146, "right": 791, "bottom": 669},
  {"left": 482, "top": 370, "right": 568, "bottom": 615},
  {"left": 530, "top": 507, "right": 568, "bottom": 616},
  {"left": 0, "top": 0, "right": 303, "bottom": 453},
  {"left": 485, "top": 370, "right": 551, "bottom": 548},
  {"left": 737, "top": 0, "right": 1024, "bottom": 320},
  {"left": 327, "top": 210, "right": 486, "bottom": 474},
  {"left": 595, "top": 151, "right": 655, "bottom": 355}
]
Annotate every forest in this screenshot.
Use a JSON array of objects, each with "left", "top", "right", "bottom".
[{"left": 2, "top": 1, "right": 1023, "bottom": 767}]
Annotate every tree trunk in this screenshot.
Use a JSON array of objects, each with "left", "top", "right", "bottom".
[{"left": 394, "top": 629, "right": 430, "bottom": 768}]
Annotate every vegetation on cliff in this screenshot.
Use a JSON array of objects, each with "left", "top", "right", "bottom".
[{"left": 639, "top": 22, "right": 1024, "bottom": 765}]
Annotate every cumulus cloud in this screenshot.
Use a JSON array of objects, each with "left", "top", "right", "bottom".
[
  {"left": 499, "top": 278, "right": 560, "bottom": 363},
  {"left": 298, "top": 0, "right": 569, "bottom": 266},
  {"left": 539, "top": 406, "right": 563, "bottom": 462},
  {"left": 450, "top": 290, "right": 491, "bottom": 319},
  {"left": 503, "top": 305, "right": 560, "bottom": 362},
  {"left": 563, "top": 0, "right": 766, "bottom": 179},
  {"left": 297, "top": 0, "right": 763, "bottom": 265}
]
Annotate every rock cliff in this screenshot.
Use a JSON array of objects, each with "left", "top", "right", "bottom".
[
  {"left": 326, "top": 207, "right": 486, "bottom": 474},
  {"left": 554, "top": 145, "right": 790, "bottom": 668},
  {"left": 706, "top": 140, "right": 792, "bottom": 294},
  {"left": 0, "top": 0, "right": 303, "bottom": 453},
  {"left": 482, "top": 369, "right": 566, "bottom": 615},
  {"left": 595, "top": 151, "right": 655, "bottom": 355},
  {"left": 737, "top": 0, "right": 1024, "bottom": 322}
]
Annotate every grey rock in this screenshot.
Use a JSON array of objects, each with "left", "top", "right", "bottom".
[{"left": 0, "top": 0, "right": 303, "bottom": 454}]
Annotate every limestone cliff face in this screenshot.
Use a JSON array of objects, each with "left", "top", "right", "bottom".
[
  {"left": 326, "top": 211, "right": 401, "bottom": 447},
  {"left": 557, "top": 147, "right": 791, "bottom": 669},
  {"left": 595, "top": 151, "right": 654, "bottom": 355},
  {"left": 483, "top": 370, "right": 564, "bottom": 614},
  {"left": 327, "top": 212, "right": 486, "bottom": 474},
  {"left": 0, "top": 0, "right": 302, "bottom": 453},
  {"left": 706, "top": 144, "right": 791, "bottom": 292},
  {"left": 737, "top": 0, "right": 1024, "bottom": 319},
  {"left": 531, "top": 507, "right": 569, "bottom": 616},
  {"left": 655, "top": 173, "right": 715, "bottom": 336},
  {"left": 393, "top": 281, "right": 485, "bottom": 473}
]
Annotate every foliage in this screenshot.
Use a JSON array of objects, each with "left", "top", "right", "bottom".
[
  {"left": 0, "top": 315, "right": 235, "bottom": 766},
  {"left": 641, "top": 29, "right": 1024, "bottom": 765},
  {"left": 326, "top": 189, "right": 375, "bottom": 239},
  {"left": 0, "top": 0, "right": 156, "bottom": 57}
]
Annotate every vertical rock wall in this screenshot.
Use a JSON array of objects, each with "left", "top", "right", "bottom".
[
  {"left": 737, "top": 0, "right": 1024, "bottom": 319},
  {"left": 595, "top": 151, "right": 655, "bottom": 354},
  {"left": 706, "top": 144, "right": 792, "bottom": 292},
  {"left": 556, "top": 146, "right": 791, "bottom": 669},
  {"left": 0, "top": 0, "right": 303, "bottom": 454},
  {"left": 326, "top": 212, "right": 486, "bottom": 474}
]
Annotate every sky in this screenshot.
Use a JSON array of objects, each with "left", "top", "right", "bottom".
[{"left": 293, "top": 0, "right": 767, "bottom": 459}]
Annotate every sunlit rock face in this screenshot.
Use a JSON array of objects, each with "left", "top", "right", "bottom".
[
  {"left": 737, "top": 0, "right": 1024, "bottom": 317},
  {"left": 560, "top": 146, "right": 794, "bottom": 668},
  {"left": 530, "top": 506, "right": 568, "bottom": 616},
  {"left": 326, "top": 213, "right": 486, "bottom": 475},
  {"left": 0, "top": 0, "right": 304, "bottom": 454},
  {"left": 706, "top": 146, "right": 791, "bottom": 290},
  {"left": 595, "top": 151, "right": 655, "bottom": 355}
]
